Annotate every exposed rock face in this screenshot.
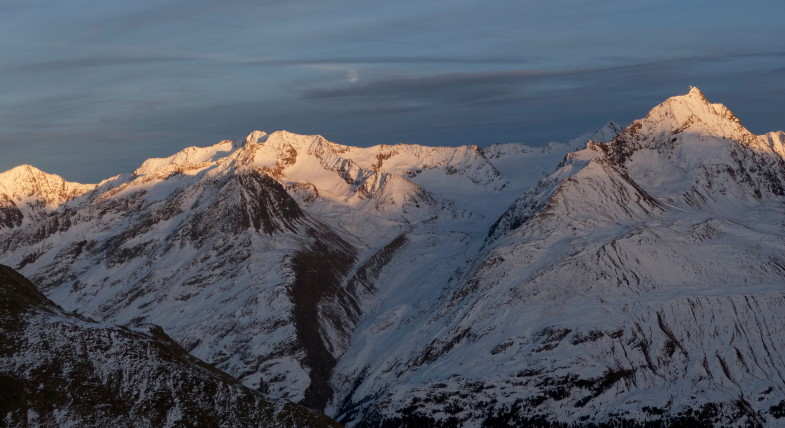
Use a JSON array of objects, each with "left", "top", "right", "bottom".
[
  {"left": 0, "top": 265, "right": 340, "bottom": 428},
  {"left": 4, "top": 88, "right": 785, "bottom": 426}
]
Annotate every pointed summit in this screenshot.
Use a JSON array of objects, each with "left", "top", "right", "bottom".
[
  {"left": 687, "top": 85, "right": 707, "bottom": 100},
  {"left": 656, "top": 85, "right": 713, "bottom": 117},
  {"left": 0, "top": 164, "right": 95, "bottom": 228},
  {"left": 615, "top": 86, "right": 755, "bottom": 149},
  {"left": 0, "top": 164, "right": 48, "bottom": 182},
  {"left": 0, "top": 164, "right": 93, "bottom": 199}
]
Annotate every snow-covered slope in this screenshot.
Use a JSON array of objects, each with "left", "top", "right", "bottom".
[
  {"left": 0, "top": 264, "right": 339, "bottom": 427},
  {"left": 0, "top": 126, "right": 572, "bottom": 414},
  {"left": 0, "top": 159, "right": 362, "bottom": 411},
  {"left": 481, "top": 121, "right": 621, "bottom": 189},
  {"left": 235, "top": 130, "right": 514, "bottom": 244},
  {"left": 329, "top": 88, "right": 785, "bottom": 426}
]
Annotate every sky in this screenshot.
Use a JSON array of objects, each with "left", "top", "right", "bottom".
[{"left": 2, "top": 0, "right": 785, "bottom": 182}]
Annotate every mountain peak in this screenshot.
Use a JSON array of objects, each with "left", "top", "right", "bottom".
[
  {"left": 245, "top": 130, "right": 268, "bottom": 145},
  {"left": 0, "top": 164, "right": 93, "bottom": 196},
  {"left": 662, "top": 85, "right": 712, "bottom": 111},
  {"left": 0, "top": 165, "right": 95, "bottom": 228},
  {"left": 655, "top": 86, "right": 734, "bottom": 122},
  {"left": 687, "top": 85, "right": 707, "bottom": 100},
  {"left": 617, "top": 86, "right": 754, "bottom": 147},
  {"left": 0, "top": 164, "right": 47, "bottom": 182}
]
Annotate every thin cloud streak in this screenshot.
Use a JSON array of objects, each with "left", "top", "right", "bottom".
[
  {"left": 302, "top": 69, "right": 581, "bottom": 99},
  {"left": 7, "top": 53, "right": 537, "bottom": 74},
  {"left": 301, "top": 51, "right": 785, "bottom": 105},
  {"left": 6, "top": 56, "right": 198, "bottom": 72}
]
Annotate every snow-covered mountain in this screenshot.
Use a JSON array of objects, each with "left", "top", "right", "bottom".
[
  {"left": 0, "top": 128, "right": 552, "bottom": 413},
  {"left": 329, "top": 87, "right": 785, "bottom": 426},
  {"left": 0, "top": 165, "right": 94, "bottom": 229},
  {"left": 2, "top": 87, "right": 785, "bottom": 426},
  {"left": 0, "top": 264, "right": 339, "bottom": 427},
  {"left": 0, "top": 148, "right": 362, "bottom": 410}
]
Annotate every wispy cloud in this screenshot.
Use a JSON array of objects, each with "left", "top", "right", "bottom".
[
  {"left": 301, "top": 51, "right": 785, "bottom": 105},
  {"left": 6, "top": 56, "right": 197, "bottom": 72},
  {"left": 302, "top": 69, "right": 581, "bottom": 102}
]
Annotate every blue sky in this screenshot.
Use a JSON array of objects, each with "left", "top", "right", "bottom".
[{"left": 2, "top": 0, "right": 785, "bottom": 182}]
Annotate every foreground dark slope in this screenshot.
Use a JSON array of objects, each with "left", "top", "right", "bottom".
[
  {"left": 330, "top": 88, "right": 785, "bottom": 427},
  {"left": 0, "top": 264, "right": 340, "bottom": 427}
]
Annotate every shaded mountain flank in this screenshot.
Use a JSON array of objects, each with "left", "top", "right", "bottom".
[{"left": 0, "top": 264, "right": 340, "bottom": 427}]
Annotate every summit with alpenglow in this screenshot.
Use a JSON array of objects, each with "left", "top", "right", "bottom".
[{"left": 2, "top": 88, "right": 785, "bottom": 426}]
